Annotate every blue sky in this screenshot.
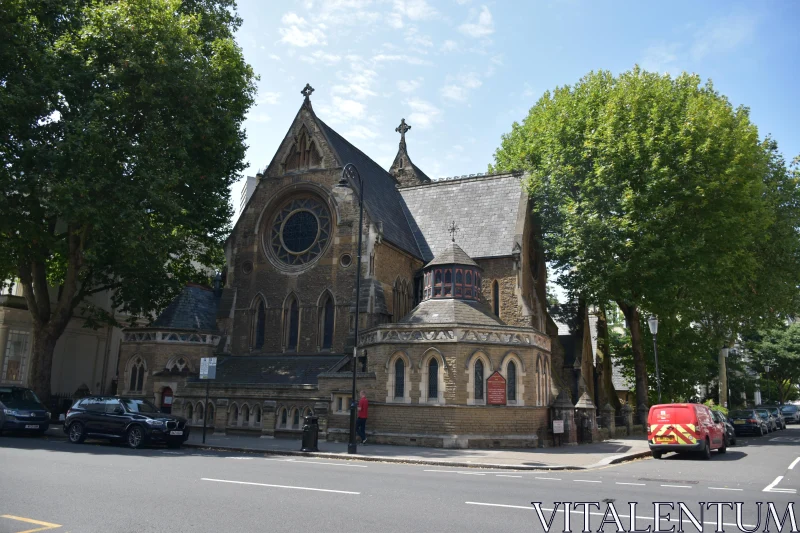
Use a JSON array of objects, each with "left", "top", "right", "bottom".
[{"left": 230, "top": 0, "right": 800, "bottom": 224}]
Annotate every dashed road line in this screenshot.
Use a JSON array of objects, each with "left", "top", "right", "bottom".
[
  {"left": 661, "top": 484, "right": 691, "bottom": 489},
  {"left": 201, "top": 477, "right": 360, "bottom": 495},
  {"left": 424, "top": 469, "right": 485, "bottom": 475},
  {"left": 616, "top": 482, "right": 646, "bottom": 486},
  {"left": 709, "top": 487, "right": 743, "bottom": 491},
  {"left": 574, "top": 479, "right": 601, "bottom": 483},
  {"left": 496, "top": 475, "right": 522, "bottom": 478},
  {"left": 789, "top": 457, "right": 800, "bottom": 470},
  {"left": 534, "top": 477, "right": 561, "bottom": 481}
]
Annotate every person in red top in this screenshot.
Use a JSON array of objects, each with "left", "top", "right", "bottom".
[{"left": 356, "top": 390, "right": 369, "bottom": 445}]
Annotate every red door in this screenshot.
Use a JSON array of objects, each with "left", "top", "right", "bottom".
[{"left": 161, "top": 387, "right": 173, "bottom": 414}]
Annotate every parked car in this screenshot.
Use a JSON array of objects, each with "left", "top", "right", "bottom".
[
  {"left": 648, "top": 403, "right": 726, "bottom": 460},
  {"left": 762, "top": 406, "right": 786, "bottom": 430},
  {"left": 728, "top": 409, "right": 767, "bottom": 436},
  {"left": 711, "top": 409, "right": 736, "bottom": 446},
  {"left": 0, "top": 386, "right": 50, "bottom": 436},
  {"left": 780, "top": 404, "right": 800, "bottom": 424},
  {"left": 63, "top": 396, "right": 189, "bottom": 449},
  {"left": 756, "top": 408, "right": 778, "bottom": 432}
]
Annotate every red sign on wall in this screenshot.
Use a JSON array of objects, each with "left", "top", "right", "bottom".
[{"left": 487, "top": 371, "right": 506, "bottom": 405}]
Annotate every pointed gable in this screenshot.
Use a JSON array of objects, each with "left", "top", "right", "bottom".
[{"left": 388, "top": 118, "right": 432, "bottom": 188}]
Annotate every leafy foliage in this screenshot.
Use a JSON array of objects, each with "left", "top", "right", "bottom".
[
  {"left": 0, "top": 0, "right": 256, "bottom": 398},
  {"left": 491, "top": 67, "right": 800, "bottom": 407},
  {"left": 745, "top": 322, "right": 800, "bottom": 404}
]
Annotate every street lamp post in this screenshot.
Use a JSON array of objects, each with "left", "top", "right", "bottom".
[
  {"left": 764, "top": 363, "right": 771, "bottom": 404},
  {"left": 339, "top": 163, "right": 364, "bottom": 455},
  {"left": 647, "top": 316, "right": 662, "bottom": 404},
  {"left": 721, "top": 347, "right": 730, "bottom": 408}
]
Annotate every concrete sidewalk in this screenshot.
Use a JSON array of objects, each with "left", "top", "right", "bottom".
[{"left": 181, "top": 431, "right": 651, "bottom": 470}]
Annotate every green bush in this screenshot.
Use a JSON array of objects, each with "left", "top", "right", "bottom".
[{"left": 704, "top": 399, "right": 728, "bottom": 417}]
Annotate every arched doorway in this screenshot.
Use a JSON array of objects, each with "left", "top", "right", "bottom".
[{"left": 161, "top": 387, "right": 174, "bottom": 414}]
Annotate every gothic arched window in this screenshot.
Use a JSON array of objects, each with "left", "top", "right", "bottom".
[
  {"left": 507, "top": 361, "right": 517, "bottom": 402},
  {"left": 320, "top": 293, "right": 335, "bottom": 350},
  {"left": 428, "top": 358, "right": 439, "bottom": 399},
  {"left": 242, "top": 405, "right": 250, "bottom": 426},
  {"left": 206, "top": 403, "right": 214, "bottom": 424},
  {"left": 255, "top": 300, "right": 266, "bottom": 349},
  {"left": 128, "top": 357, "right": 146, "bottom": 393},
  {"left": 474, "top": 359, "right": 484, "bottom": 401},
  {"left": 285, "top": 295, "right": 300, "bottom": 351},
  {"left": 394, "top": 358, "right": 405, "bottom": 399}
]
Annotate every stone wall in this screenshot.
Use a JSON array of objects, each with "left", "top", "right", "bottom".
[
  {"left": 326, "top": 403, "right": 550, "bottom": 448},
  {"left": 118, "top": 339, "right": 214, "bottom": 400},
  {"left": 373, "top": 241, "right": 423, "bottom": 321}
]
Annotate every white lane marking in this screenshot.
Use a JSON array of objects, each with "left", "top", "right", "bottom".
[
  {"left": 225, "top": 457, "right": 253, "bottom": 460},
  {"left": 764, "top": 475, "right": 785, "bottom": 492},
  {"left": 201, "top": 478, "right": 360, "bottom": 495},
  {"left": 661, "top": 484, "right": 691, "bottom": 489},
  {"left": 574, "top": 479, "right": 601, "bottom": 483},
  {"left": 161, "top": 451, "right": 183, "bottom": 455},
  {"left": 497, "top": 475, "right": 522, "bottom": 478},
  {"left": 261, "top": 458, "right": 366, "bottom": 467},
  {"left": 708, "top": 487, "right": 743, "bottom": 491},
  {"left": 464, "top": 502, "right": 756, "bottom": 528},
  {"left": 535, "top": 477, "right": 561, "bottom": 481},
  {"left": 423, "top": 469, "right": 485, "bottom": 475},
  {"left": 789, "top": 457, "right": 800, "bottom": 470},
  {"left": 616, "top": 482, "right": 646, "bottom": 486}
]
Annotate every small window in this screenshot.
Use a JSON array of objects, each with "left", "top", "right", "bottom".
[
  {"left": 428, "top": 359, "right": 439, "bottom": 400},
  {"left": 465, "top": 271, "right": 472, "bottom": 285},
  {"left": 333, "top": 394, "right": 352, "bottom": 414},
  {"left": 492, "top": 281, "right": 500, "bottom": 317},
  {"left": 394, "top": 358, "right": 405, "bottom": 399},
  {"left": 255, "top": 300, "right": 266, "bottom": 349},
  {"left": 292, "top": 409, "right": 300, "bottom": 428},
  {"left": 475, "top": 359, "right": 484, "bottom": 401},
  {"left": 280, "top": 408, "right": 288, "bottom": 427},
  {"left": 507, "top": 361, "right": 517, "bottom": 402}
]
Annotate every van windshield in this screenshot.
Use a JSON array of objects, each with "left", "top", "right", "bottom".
[{"left": 0, "top": 388, "right": 42, "bottom": 404}]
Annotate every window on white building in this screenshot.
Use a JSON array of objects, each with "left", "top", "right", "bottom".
[{"left": 2, "top": 330, "right": 30, "bottom": 382}]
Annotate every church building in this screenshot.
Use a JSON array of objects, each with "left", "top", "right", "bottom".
[{"left": 117, "top": 84, "right": 562, "bottom": 448}]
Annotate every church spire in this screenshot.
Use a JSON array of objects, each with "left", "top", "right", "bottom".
[{"left": 389, "top": 117, "right": 432, "bottom": 188}]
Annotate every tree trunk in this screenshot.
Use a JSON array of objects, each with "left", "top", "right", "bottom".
[
  {"left": 597, "top": 304, "right": 622, "bottom": 410},
  {"left": 29, "top": 326, "right": 59, "bottom": 405},
  {"left": 617, "top": 301, "right": 649, "bottom": 410}
]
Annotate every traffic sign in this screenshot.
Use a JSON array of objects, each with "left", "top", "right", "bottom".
[{"left": 200, "top": 357, "right": 217, "bottom": 380}]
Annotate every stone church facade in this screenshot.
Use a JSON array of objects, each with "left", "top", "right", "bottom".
[{"left": 118, "top": 85, "right": 561, "bottom": 448}]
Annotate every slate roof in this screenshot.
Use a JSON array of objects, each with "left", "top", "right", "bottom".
[
  {"left": 206, "top": 355, "right": 345, "bottom": 385},
  {"left": 399, "top": 298, "right": 504, "bottom": 327},
  {"left": 400, "top": 173, "right": 525, "bottom": 262},
  {"left": 151, "top": 285, "right": 219, "bottom": 331},
  {"left": 314, "top": 116, "right": 424, "bottom": 260},
  {"left": 425, "top": 241, "right": 479, "bottom": 268}
]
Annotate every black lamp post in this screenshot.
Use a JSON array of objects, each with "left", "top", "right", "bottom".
[
  {"left": 338, "top": 163, "right": 364, "bottom": 455},
  {"left": 647, "top": 315, "right": 662, "bottom": 404},
  {"left": 721, "top": 346, "right": 730, "bottom": 408},
  {"left": 764, "top": 363, "right": 771, "bottom": 404}
]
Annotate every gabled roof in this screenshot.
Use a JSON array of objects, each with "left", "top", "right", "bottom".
[
  {"left": 151, "top": 284, "right": 219, "bottom": 331},
  {"left": 313, "top": 115, "right": 424, "bottom": 260},
  {"left": 425, "top": 241, "right": 479, "bottom": 268},
  {"left": 400, "top": 173, "right": 526, "bottom": 262}
]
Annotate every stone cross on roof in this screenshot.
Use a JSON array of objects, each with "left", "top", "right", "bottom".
[
  {"left": 448, "top": 220, "right": 460, "bottom": 242},
  {"left": 395, "top": 118, "right": 411, "bottom": 144},
  {"left": 301, "top": 83, "right": 315, "bottom": 101}
]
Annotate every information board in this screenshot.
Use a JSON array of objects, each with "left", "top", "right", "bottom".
[
  {"left": 200, "top": 357, "right": 217, "bottom": 380},
  {"left": 486, "top": 371, "right": 506, "bottom": 405},
  {"left": 553, "top": 420, "right": 564, "bottom": 434}
]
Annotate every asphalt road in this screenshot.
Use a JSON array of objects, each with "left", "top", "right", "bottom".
[{"left": 1, "top": 427, "right": 798, "bottom": 533}]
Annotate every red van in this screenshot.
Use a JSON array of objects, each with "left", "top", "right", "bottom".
[{"left": 647, "top": 403, "right": 727, "bottom": 459}]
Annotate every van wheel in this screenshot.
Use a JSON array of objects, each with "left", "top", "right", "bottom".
[
  {"left": 652, "top": 451, "right": 663, "bottom": 460},
  {"left": 701, "top": 439, "right": 712, "bottom": 460},
  {"left": 68, "top": 422, "right": 86, "bottom": 444}
]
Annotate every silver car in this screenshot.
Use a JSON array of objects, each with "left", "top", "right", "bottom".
[{"left": 780, "top": 404, "right": 800, "bottom": 424}]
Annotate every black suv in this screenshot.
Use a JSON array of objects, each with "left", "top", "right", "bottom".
[{"left": 64, "top": 396, "right": 189, "bottom": 449}]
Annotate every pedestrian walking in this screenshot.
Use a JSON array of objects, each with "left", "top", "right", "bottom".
[{"left": 356, "top": 390, "right": 369, "bottom": 444}]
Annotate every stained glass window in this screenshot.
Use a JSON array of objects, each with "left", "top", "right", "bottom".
[
  {"left": 268, "top": 197, "right": 331, "bottom": 267},
  {"left": 395, "top": 358, "right": 405, "bottom": 398},
  {"left": 507, "top": 361, "right": 517, "bottom": 402},
  {"left": 475, "top": 359, "right": 484, "bottom": 400},
  {"left": 428, "top": 358, "right": 439, "bottom": 400}
]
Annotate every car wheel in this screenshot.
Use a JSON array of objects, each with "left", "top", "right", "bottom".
[
  {"left": 760, "top": 426, "right": 765, "bottom": 436},
  {"left": 167, "top": 441, "right": 182, "bottom": 449},
  {"left": 701, "top": 439, "right": 712, "bottom": 460},
  {"left": 68, "top": 422, "right": 86, "bottom": 444},
  {"left": 126, "top": 425, "right": 145, "bottom": 449},
  {"left": 718, "top": 437, "right": 727, "bottom": 454},
  {"left": 731, "top": 436, "right": 736, "bottom": 445},
  {"left": 652, "top": 451, "right": 663, "bottom": 459}
]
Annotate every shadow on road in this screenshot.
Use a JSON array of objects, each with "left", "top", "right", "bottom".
[{"left": 0, "top": 433, "right": 196, "bottom": 458}]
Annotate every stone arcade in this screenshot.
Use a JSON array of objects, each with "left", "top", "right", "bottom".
[{"left": 118, "top": 85, "right": 567, "bottom": 448}]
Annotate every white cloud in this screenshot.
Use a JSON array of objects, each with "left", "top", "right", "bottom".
[
  {"left": 393, "top": 0, "right": 437, "bottom": 21},
  {"left": 691, "top": 13, "right": 756, "bottom": 60},
  {"left": 387, "top": 12, "right": 404, "bottom": 28},
  {"left": 406, "top": 98, "right": 441, "bottom": 129},
  {"left": 279, "top": 12, "right": 327, "bottom": 47},
  {"left": 332, "top": 96, "right": 365, "bottom": 120},
  {"left": 641, "top": 43, "right": 681, "bottom": 74},
  {"left": 249, "top": 112, "right": 271, "bottom": 123},
  {"left": 405, "top": 26, "right": 433, "bottom": 48},
  {"left": 397, "top": 78, "right": 422, "bottom": 93},
  {"left": 333, "top": 62, "right": 378, "bottom": 100},
  {"left": 459, "top": 5, "right": 494, "bottom": 38},
  {"left": 269, "top": 54, "right": 282, "bottom": 61},
  {"left": 300, "top": 50, "right": 343, "bottom": 65},
  {"left": 257, "top": 91, "right": 281, "bottom": 105},
  {"left": 372, "top": 54, "right": 432, "bottom": 65},
  {"left": 441, "top": 72, "right": 482, "bottom": 102},
  {"left": 441, "top": 40, "right": 459, "bottom": 52},
  {"left": 343, "top": 125, "right": 379, "bottom": 140}
]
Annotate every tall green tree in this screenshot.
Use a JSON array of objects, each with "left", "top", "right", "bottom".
[
  {"left": 746, "top": 322, "right": 800, "bottom": 404},
  {"left": 491, "top": 67, "right": 800, "bottom": 411},
  {"left": 0, "top": 0, "right": 256, "bottom": 401}
]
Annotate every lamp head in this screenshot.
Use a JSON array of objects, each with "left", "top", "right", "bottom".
[{"left": 647, "top": 315, "right": 658, "bottom": 335}]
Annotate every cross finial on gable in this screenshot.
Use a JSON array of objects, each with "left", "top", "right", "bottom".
[
  {"left": 395, "top": 118, "right": 411, "bottom": 143},
  {"left": 448, "top": 220, "right": 460, "bottom": 243},
  {"left": 301, "top": 83, "right": 315, "bottom": 101}
]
